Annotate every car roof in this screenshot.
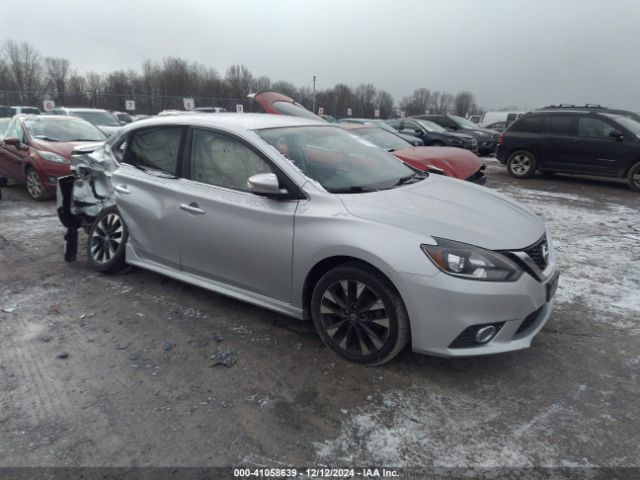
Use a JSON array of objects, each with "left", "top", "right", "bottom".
[
  {"left": 123, "top": 113, "right": 327, "bottom": 132},
  {"left": 57, "top": 107, "right": 110, "bottom": 113}
]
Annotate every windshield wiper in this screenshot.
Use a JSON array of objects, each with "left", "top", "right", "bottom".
[
  {"left": 33, "top": 135, "right": 60, "bottom": 142},
  {"left": 67, "top": 138, "right": 103, "bottom": 142},
  {"left": 331, "top": 185, "right": 381, "bottom": 193}
]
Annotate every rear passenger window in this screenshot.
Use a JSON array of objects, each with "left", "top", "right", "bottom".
[
  {"left": 548, "top": 116, "right": 576, "bottom": 135},
  {"left": 577, "top": 117, "right": 616, "bottom": 138},
  {"left": 510, "top": 116, "right": 545, "bottom": 133},
  {"left": 125, "top": 127, "right": 183, "bottom": 175}
]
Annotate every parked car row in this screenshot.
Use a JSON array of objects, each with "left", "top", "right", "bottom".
[{"left": 0, "top": 115, "right": 106, "bottom": 199}]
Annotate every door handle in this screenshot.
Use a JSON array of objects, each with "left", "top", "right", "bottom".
[
  {"left": 115, "top": 184, "right": 130, "bottom": 194},
  {"left": 179, "top": 202, "right": 205, "bottom": 215}
]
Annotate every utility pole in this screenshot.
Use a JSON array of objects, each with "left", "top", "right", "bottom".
[{"left": 312, "top": 75, "right": 317, "bottom": 114}]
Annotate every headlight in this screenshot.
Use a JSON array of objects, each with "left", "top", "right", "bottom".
[
  {"left": 421, "top": 238, "right": 522, "bottom": 281},
  {"left": 38, "top": 150, "right": 70, "bottom": 164}
]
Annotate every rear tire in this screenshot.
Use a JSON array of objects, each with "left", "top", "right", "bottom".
[
  {"left": 628, "top": 162, "right": 640, "bottom": 192},
  {"left": 507, "top": 150, "right": 537, "bottom": 178},
  {"left": 86, "top": 207, "right": 128, "bottom": 273},
  {"left": 311, "top": 262, "right": 409, "bottom": 365}
]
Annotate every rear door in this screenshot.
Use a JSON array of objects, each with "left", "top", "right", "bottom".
[
  {"left": 113, "top": 125, "right": 185, "bottom": 269},
  {"left": 175, "top": 128, "right": 297, "bottom": 303}
]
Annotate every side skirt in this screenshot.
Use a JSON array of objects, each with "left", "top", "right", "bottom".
[{"left": 124, "top": 244, "right": 304, "bottom": 320}]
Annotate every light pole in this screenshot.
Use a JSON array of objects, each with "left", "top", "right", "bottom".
[{"left": 312, "top": 75, "right": 317, "bottom": 114}]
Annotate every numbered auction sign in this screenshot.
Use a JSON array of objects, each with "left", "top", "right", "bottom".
[
  {"left": 236, "top": 104, "right": 244, "bottom": 113},
  {"left": 374, "top": 109, "right": 380, "bottom": 118},
  {"left": 400, "top": 111, "right": 406, "bottom": 118},
  {"left": 347, "top": 108, "right": 352, "bottom": 116},
  {"left": 318, "top": 107, "right": 324, "bottom": 115},
  {"left": 183, "top": 98, "right": 195, "bottom": 111},
  {"left": 125, "top": 100, "right": 136, "bottom": 111},
  {"left": 42, "top": 100, "right": 55, "bottom": 112}
]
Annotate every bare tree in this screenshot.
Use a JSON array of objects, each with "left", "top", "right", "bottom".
[
  {"left": 453, "top": 91, "right": 475, "bottom": 116},
  {"left": 271, "top": 80, "right": 298, "bottom": 98},
  {"left": 252, "top": 75, "right": 271, "bottom": 92},
  {"left": 225, "top": 64, "right": 254, "bottom": 98},
  {"left": 3, "top": 40, "right": 43, "bottom": 102},
  {"left": 400, "top": 88, "right": 432, "bottom": 116},
  {"left": 375, "top": 90, "right": 394, "bottom": 119},
  {"left": 354, "top": 83, "right": 376, "bottom": 117},
  {"left": 433, "top": 91, "right": 453, "bottom": 113},
  {"left": 45, "top": 57, "right": 71, "bottom": 101}
]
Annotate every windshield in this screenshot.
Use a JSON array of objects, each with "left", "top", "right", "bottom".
[
  {"left": 354, "top": 127, "right": 410, "bottom": 151},
  {"left": 272, "top": 101, "right": 325, "bottom": 121},
  {"left": 415, "top": 119, "right": 446, "bottom": 132},
  {"left": 258, "top": 126, "right": 417, "bottom": 193},
  {"left": 604, "top": 114, "right": 640, "bottom": 136},
  {"left": 25, "top": 117, "right": 107, "bottom": 142},
  {"left": 449, "top": 115, "right": 478, "bottom": 129},
  {"left": 71, "top": 110, "right": 121, "bottom": 127}
]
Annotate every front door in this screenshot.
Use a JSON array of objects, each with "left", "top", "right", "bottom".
[
  {"left": 114, "top": 125, "right": 185, "bottom": 269},
  {"left": 0, "top": 119, "right": 29, "bottom": 181},
  {"left": 572, "top": 116, "right": 629, "bottom": 175},
  {"left": 175, "top": 128, "right": 297, "bottom": 303}
]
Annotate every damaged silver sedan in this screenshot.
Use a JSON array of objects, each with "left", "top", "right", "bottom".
[{"left": 58, "top": 114, "right": 559, "bottom": 365}]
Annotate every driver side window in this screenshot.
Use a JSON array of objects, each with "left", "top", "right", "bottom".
[{"left": 190, "top": 129, "right": 273, "bottom": 191}]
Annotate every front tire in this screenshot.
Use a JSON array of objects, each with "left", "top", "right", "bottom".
[
  {"left": 627, "top": 162, "right": 640, "bottom": 192},
  {"left": 311, "top": 263, "right": 409, "bottom": 365},
  {"left": 87, "top": 207, "right": 128, "bottom": 273},
  {"left": 507, "top": 150, "right": 537, "bottom": 178},
  {"left": 25, "top": 167, "right": 49, "bottom": 201}
]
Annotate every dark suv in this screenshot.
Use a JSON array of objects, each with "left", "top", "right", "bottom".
[{"left": 497, "top": 107, "right": 640, "bottom": 191}]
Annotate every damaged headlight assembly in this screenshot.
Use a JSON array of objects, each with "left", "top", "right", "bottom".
[
  {"left": 421, "top": 238, "right": 522, "bottom": 281},
  {"left": 38, "top": 150, "right": 70, "bottom": 164}
]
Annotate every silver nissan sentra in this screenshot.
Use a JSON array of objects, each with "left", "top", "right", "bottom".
[{"left": 57, "top": 114, "right": 559, "bottom": 365}]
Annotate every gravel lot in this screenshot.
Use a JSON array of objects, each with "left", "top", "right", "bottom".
[{"left": 0, "top": 159, "right": 638, "bottom": 470}]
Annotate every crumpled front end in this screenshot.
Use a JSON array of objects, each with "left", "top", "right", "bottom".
[{"left": 56, "top": 142, "right": 117, "bottom": 261}]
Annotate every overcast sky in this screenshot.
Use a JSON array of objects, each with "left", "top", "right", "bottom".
[{"left": 3, "top": 0, "right": 639, "bottom": 110}]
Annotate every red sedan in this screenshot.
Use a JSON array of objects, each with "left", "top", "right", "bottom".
[{"left": 0, "top": 115, "right": 106, "bottom": 200}]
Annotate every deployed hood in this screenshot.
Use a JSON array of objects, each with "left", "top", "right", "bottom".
[
  {"left": 338, "top": 175, "right": 544, "bottom": 250},
  {"left": 392, "top": 146, "right": 482, "bottom": 179}
]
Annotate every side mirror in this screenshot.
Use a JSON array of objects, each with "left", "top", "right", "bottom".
[
  {"left": 609, "top": 130, "right": 624, "bottom": 141},
  {"left": 4, "top": 137, "right": 21, "bottom": 147},
  {"left": 247, "top": 173, "right": 285, "bottom": 196}
]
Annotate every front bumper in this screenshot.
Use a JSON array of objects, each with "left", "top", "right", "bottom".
[
  {"left": 398, "top": 266, "right": 558, "bottom": 357},
  {"left": 477, "top": 139, "right": 497, "bottom": 155},
  {"left": 466, "top": 163, "right": 487, "bottom": 184},
  {"left": 38, "top": 162, "right": 71, "bottom": 190}
]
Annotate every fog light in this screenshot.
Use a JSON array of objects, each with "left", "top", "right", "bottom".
[{"left": 475, "top": 325, "right": 497, "bottom": 344}]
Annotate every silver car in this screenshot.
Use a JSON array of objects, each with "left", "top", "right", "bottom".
[{"left": 57, "top": 114, "right": 559, "bottom": 365}]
